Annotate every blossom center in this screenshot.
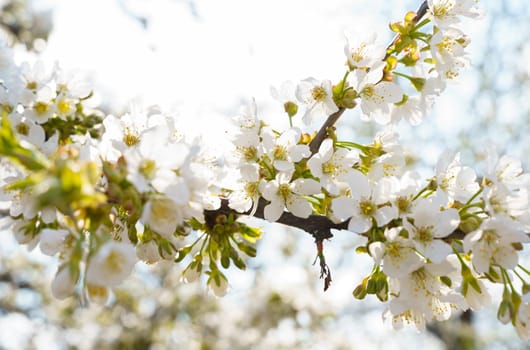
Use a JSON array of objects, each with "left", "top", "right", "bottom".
[
  {"left": 322, "top": 162, "right": 336, "bottom": 175},
  {"left": 1, "top": 103, "right": 13, "bottom": 114},
  {"left": 123, "top": 128, "right": 140, "bottom": 146},
  {"left": 481, "top": 229, "right": 499, "bottom": 246},
  {"left": 26, "top": 81, "right": 37, "bottom": 90},
  {"left": 350, "top": 44, "right": 367, "bottom": 63},
  {"left": 273, "top": 145, "right": 287, "bottom": 160},
  {"left": 139, "top": 159, "right": 156, "bottom": 179},
  {"left": 416, "top": 226, "right": 434, "bottom": 242},
  {"left": 105, "top": 250, "right": 127, "bottom": 274},
  {"left": 396, "top": 196, "right": 411, "bottom": 214},
  {"left": 240, "top": 146, "right": 257, "bottom": 161},
  {"left": 359, "top": 199, "right": 376, "bottom": 216},
  {"left": 34, "top": 101, "right": 49, "bottom": 115},
  {"left": 15, "top": 122, "right": 30, "bottom": 136},
  {"left": 311, "top": 86, "right": 328, "bottom": 102},
  {"left": 57, "top": 99, "right": 72, "bottom": 115},
  {"left": 278, "top": 183, "right": 291, "bottom": 199},
  {"left": 245, "top": 182, "right": 258, "bottom": 196}
]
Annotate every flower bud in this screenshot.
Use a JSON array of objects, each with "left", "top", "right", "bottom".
[{"left": 498, "top": 300, "right": 514, "bottom": 325}]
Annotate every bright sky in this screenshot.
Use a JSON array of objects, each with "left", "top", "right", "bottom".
[{"left": 40, "top": 0, "right": 424, "bottom": 143}]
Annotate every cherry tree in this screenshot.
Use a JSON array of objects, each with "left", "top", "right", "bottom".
[{"left": 1, "top": 0, "right": 530, "bottom": 341}]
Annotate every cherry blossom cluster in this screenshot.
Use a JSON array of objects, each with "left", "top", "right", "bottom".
[{"left": 1, "top": 0, "right": 529, "bottom": 339}]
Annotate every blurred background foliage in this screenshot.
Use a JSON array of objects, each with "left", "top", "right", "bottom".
[{"left": 1, "top": 0, "right": 530, "bottom": 349}]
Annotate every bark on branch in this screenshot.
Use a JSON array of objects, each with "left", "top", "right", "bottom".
[{"left": 205, "top": 198, "right": 348, "bottom": 242}]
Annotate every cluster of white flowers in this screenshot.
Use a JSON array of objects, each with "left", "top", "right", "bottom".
[
  {"left": 0, "top": 39, "right": 220, "bottom": 301},
  {"left": 1, "top": 0, "right": 530, "bottom": 339}
]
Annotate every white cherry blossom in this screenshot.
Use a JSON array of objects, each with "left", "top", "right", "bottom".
[
  {"left": 435, "top": 151, "right": 479, "bottom": 202},
  {"left": 343, "top": 31, "right": 385, "bottom": 70},
  {"left": 307, "top": 138, "right": 358, "bottom": 195},
  {"left": 332, "top": 170, "right": 398, "bottom": 233},
  {"left": 51, "top": 266, "right": 78, "bottom": 300},
  {"left": 430, "top": 27, "right": 470, "bottom": 81},
  {"left": 463, "top": 217, "right": 530, "bottom": 274},
  {"left": 86, "top": 241, "right": 137, "bottom": 287},
  {"left": 39, "top": 228, "right": 69, "bottom": 256},
  {"left": 260, "top": 172, "right": 320, "bottom": 222},
  {"left": 261, "top": 127, "right": 310, "bottom": 173},
  {"left": 295, "top": 78, "right": 338, "bottom": 125},
  {"left": 403, "top": 195, "right": 460, "bottom": 263},
  {"left": 386, "top": 257, "right": 466, "bottom": 331},
  {"left": 369, "top": 227, "right": 425, "bottom": 278},
  {"left": 427, "top": 0, "right": 482, "bottom": 29},
  {"left": 348, "top": 62, "right": 402, "bottom": 124}
]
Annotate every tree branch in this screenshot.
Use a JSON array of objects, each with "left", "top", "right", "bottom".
[
  {"left": 205, "top": 198, "right": 348, "bottom": 242},
  {"left": 308, "top": 107, "right": 346, "bottom": 154}
]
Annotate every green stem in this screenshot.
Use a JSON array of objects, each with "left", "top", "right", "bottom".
[
  {"left": 517, "top": 264, "right": 530, "bottom": 276},
  {"left": 465, "top": 187, "right": 483, "bottom": 206},
  {"left": 413, "top": 18, "right": 431, "bottom": 31},
  {"left": 335, "top": 141, "right": 368, "bottom": 152},
  {"left": 501, "top": 268, "right": 516, "bottom": 293},
  {"left": 513, "top": 269, "right": 527, "bottom": 285}
]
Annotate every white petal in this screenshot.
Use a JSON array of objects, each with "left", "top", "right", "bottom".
[
  {"left": 434, "top": 208, "right": 460, "bottom": 238},
  {"left": 291, "top": 178, "right": 321, "bottom": 195},
  {"left": 331, "top": 197, "right": 355, "bottom": 222},
  {"left": 261, "top": 180, "right": 279, "bottom": 201},
  {"left": 264, "top": 200, "right": 284, "bottom": 222},
  {"left": 290, "top": 144, "right": 311, "bottom": 162},
  {"left": 369, "top": 242, "right": 385, "bottom": 265},
  {"left": 274, "top": 160, "right": 294, "bottom": 172},
  {"left": 376, "top": 82, "right": 402, "bottom": 103},
  {"left": 286, "top": 196, "right": 313, "bottom": 218},
  {"left": 375, "top": 206, "right": 398, "bottom": 226},
  {"left": 345, "top": 169, "right": 371, "bottom": 198},
  {"left": 421, "top": 239, "right": 452, "bottom": 263},
  {"left": 307, "top": 156, "right": 323, "bottom": 178},
  {"left": 348, "top": 216, "right": 373, "bottom": 233}
]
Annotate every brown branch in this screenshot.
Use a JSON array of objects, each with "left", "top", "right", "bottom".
[
  {"left": 308, "top": 107, "right": 346, "bottom": 154},
  {"left": 205, "top": 198, "right": 348, "bottom": 242}
]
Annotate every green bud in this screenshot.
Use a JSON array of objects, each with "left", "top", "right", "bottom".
[
  {"left": 284, "top": 101, "right": 298, "bottom": 117},
  {"left": 237, "top": 242, "right": 257, "bottom": 257},
  {"left": 232, "top": 255, "right": 246, "bottom": 270},
  {"left": 497, "top": 300, "right": 513, "bottom": 325},
  {"left": 335, "top": 88, "right": 358, "bottom": 109},
  {"left": 522, "top": 283, "right": 530, "bottom": 296},
  {"left": 221, "top": 255, "right": 230, "bottom": 269},
  {"left": 366, "top": 278, "right": 377, "bottom": 294},
  {"left": 353, "top": 281, "right": 367, "bottom": 300},
  {"left": 459, "top": 215, "right": 482, "bottom": 233}
]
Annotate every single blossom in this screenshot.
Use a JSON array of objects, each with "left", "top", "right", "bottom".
[
  {"left": 427, "top": 0, "right": 482, "bottom": 28},
  {"left": 295, "top": 78, "right": 338, "bottom": 125},
  {"left": 343, "top": 31, "right": 385, "bottom": 70},
  {"left": 260, "top": 172, "right": 320, "bottom": 222},
  {"left": 463, "top": 217, "right": 530, "bottom": 274},
  {"left": 348, "top": 62, "right": 402, "bottom": 124},
  {"left": 332, "top": 170, "right": 398, "bottom": 233},
  {"left": 261, "top": 127, "right": 311, "bottom": 173},
  {"left": 369, "top": 227, "right": 425, "bottom": 278},
  {"left": 86, "top": 241, "right": 137, "bottom": 287},
  {"left": 403, "top": 195, "right": 460, "bottom": 263},
  {"left": 307, "top": 138, "right": 358, "bottom": 195}
]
